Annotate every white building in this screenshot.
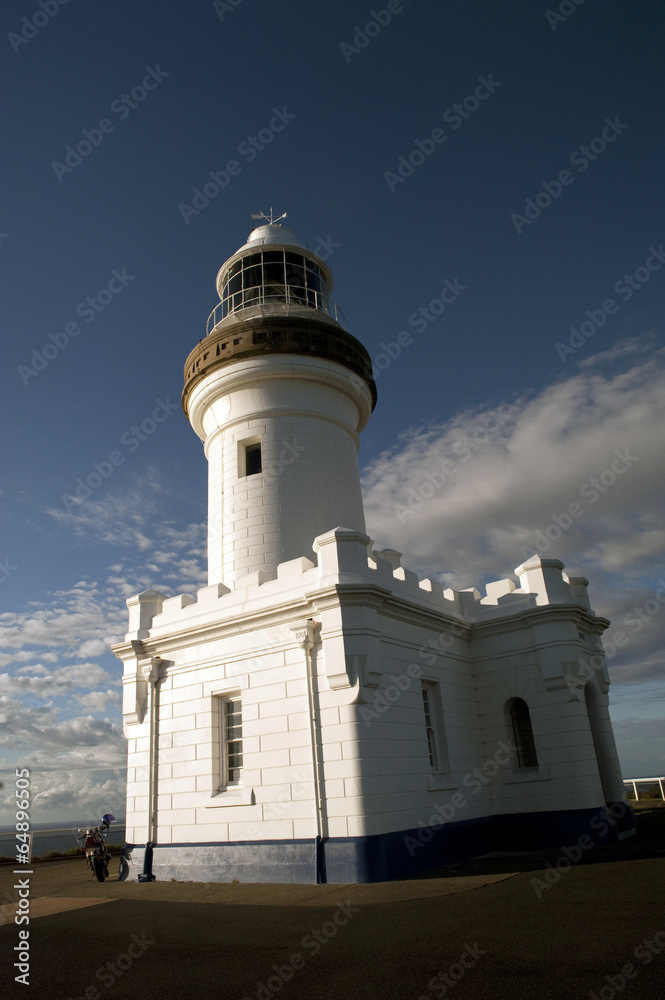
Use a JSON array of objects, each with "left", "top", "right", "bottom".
[{"left": 114, "top": 219, "right": 633, "bottom": 883}]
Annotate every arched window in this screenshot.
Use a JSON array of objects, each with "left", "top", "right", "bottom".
[{"left": 509, "top": 698, "right": 538, "bottom": 769}]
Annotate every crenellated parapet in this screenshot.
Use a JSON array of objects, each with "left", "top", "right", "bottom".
[{"left": 118, "top": 530, "right": 599, "bottom": 638}]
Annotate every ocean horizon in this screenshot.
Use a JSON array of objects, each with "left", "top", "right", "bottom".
[{"left": 0, "top": 820, "right": 126, "bottom": 857}]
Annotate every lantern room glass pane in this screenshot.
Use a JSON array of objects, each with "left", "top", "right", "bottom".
[
  {"left": 263, "top": 261, "right": 285, "bottom": 284},
  {"left": 306, "top": 267, "right": 323, "bottom": 295},
  {"left": 243, "top": 262, "right": 262, "bottom": 289},
  {"left": 285, "top": 260, "right": 305, "bottom": 287}
]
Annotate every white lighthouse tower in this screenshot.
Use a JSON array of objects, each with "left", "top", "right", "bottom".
[
  {"left": 115, "top": 217, "right": 632, "bottom": 884},
  {"left": 183, "top": 217, "right": 374, "bottom": 587}
]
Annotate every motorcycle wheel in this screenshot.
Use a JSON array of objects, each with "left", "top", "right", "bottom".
[{"left": 93, "top": 856, "right": 106, "bottom": 882}]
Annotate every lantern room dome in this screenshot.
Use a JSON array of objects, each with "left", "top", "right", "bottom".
[
  {"left": 241, "top": 222, "right": 307, "bottom": 250},
  {"left": 210, "top": 221, "right": 338, "bottom": 334}
]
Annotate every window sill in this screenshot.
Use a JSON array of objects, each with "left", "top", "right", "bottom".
[
  {"left": 427, "top": 773, "right": 458, "bottom": 792},
  {"left": 205, "top": 786, "right": 255, "bottom": 807},
  {"left": 503, "top": 767, "right": 551, "bottom": 783}
]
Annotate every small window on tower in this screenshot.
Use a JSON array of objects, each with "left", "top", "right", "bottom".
[{"left": 245, "top": 443, "right": 262, "bottom": 476}]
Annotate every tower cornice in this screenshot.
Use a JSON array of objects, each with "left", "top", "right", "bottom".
[{"left": 182, "top": 313, "right": 377, "bottom": 417}]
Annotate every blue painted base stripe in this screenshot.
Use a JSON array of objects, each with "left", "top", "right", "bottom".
[{"left": 123, "top": 803, "right": 635, "bottom": 884}]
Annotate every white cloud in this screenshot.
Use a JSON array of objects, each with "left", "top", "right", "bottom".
[
  {"left": 0, "top": 662, "right": 118, "bottom": 699},
  {"left": 46, "top": 469, "right": 166, "bottom": 548},
  {"left": 610, "top": 716, "right": 665, "bottom": 777},
  {"left": 16, "top": 663, "right": 50, "bottom": 675},
  {"left": 0, "top": 501, "right": 207, "bottom": 673},
  {"left": 76, "top": 689, "right": 121, "bottom": 711},
  {"left": 362, "top": 336, "right": 665, "bottom": 689},
  {"left": 77, "top": 638, "right": 112, "bottom": 658},
  {"left": 0, "top": 650, "right": 59, "bottom": 665},
  {"left": 0, "top": 767, "right": 127, "bottom": 826},
  {"left": 578, "top": 329, "right": 659, "bottom": 369},
  {"left": 0, "top": 698, "right": 122, "bottom": 752},
  {"left": 45, "top": 471, "right": 207, "bottom": 597},
  {"left": 0, "top": 585, "right": 125, "bottom": 665},
  {"left": 584, "top": 528, "right": 665, "bottom": 575},
  {"left": 0, "top": 481, "right": 209, "bottom": 825}
]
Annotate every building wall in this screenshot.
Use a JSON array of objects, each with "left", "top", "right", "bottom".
[{"left": 117, "top": 535, "right": 633, "bottom": 881}]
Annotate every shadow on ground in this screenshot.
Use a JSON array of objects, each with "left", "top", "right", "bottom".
[{"left": 408, "top": 801, "right": 665, "bottom": 879}]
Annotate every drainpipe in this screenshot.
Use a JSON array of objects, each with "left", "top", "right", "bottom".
[
  {"left": 290, "top": 620, "right": 325, "bottom": 883},
  {"left": 139, "top": 656, "right": 161, "bottom": 881}
]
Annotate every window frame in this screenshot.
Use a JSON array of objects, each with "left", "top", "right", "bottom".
[
  {"left": 508, "top": 697, "right": 539, "bottom": 769},
  {"left": 421, "top": 682, "right": 438, "bottom": 770},
  {"left": 219, "top": 694, "right": 243, "bottom": 790},
  {"left": 420, "top": 679, "right": 451, "bottom": 775},
  {"left": 238, "top": 436, "right": 262, "bottom": 478}
]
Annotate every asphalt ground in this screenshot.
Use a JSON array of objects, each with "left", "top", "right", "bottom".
[{"left": 1, "top": 806, "right": 663, "bottom": 1000}]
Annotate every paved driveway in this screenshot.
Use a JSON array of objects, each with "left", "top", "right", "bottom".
[{"left": 1, "top": 818, "right": 663, "bottom": 1000}]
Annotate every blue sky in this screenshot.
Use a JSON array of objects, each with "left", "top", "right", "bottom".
[{"left": 1, "top": 0, "right": 664, "bottom": 823}]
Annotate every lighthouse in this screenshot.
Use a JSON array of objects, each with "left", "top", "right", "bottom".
[
  {"left": 114, "top": 216, "right": 632, "bottom": 884},
  {"left": 182, "top": 216, "right": 375, "bottom": 587}
]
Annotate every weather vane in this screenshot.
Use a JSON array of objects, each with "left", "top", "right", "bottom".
[{"left": 251, "top": 208, "right": 287, "bottom": 227}]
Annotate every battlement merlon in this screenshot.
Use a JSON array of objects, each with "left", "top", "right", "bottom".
[
  {"left": 125, "top": 589, "right": 169, "bottom": 639},
  {"left": 515, "top": 555, "right": 592, "bottom": 609}
]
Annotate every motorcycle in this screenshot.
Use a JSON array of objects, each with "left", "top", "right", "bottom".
[{"left": 77, "top": 814, "right": 116, "bottom": 882}]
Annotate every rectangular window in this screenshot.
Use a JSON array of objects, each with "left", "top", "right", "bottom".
[
  {"left": 245, "top": 442, "right": 262, "bottom": 476},
  {"left": 421, "top": 680, "right": 450, "bottom": 774},
  {"left": 421, "top": 683, "right": 438, "bottom": 770},
  {"left": 221, "top": 696, "right": 243, "bottom": 786}
]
